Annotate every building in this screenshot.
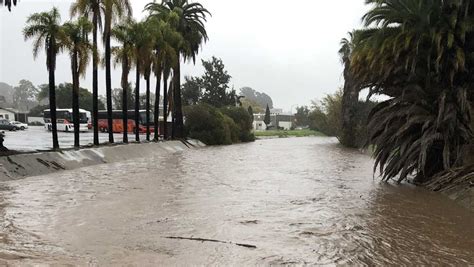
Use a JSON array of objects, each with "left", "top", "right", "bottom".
[
  {"left": 0, "top": 107, "right": 15, "bottom": 121},
  {"left": 0, "top": 107, "right": 28, "bottom": 122},
  {"left": 253, "top": 109, "right": 293, "bottom": 130}
]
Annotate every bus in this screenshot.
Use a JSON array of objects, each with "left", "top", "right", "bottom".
[
  {"left": 43, "top": 109, "right": 90, "bottom": 132},
  {"left": 97, "top": 110, "right": 157, "bottom": 133}
]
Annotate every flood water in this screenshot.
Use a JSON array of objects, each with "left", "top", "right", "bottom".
[{"left": 0, "top": 137, "right": 472, "bottom": 265}]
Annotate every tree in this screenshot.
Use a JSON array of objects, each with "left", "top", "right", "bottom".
[
  {"left": 349, "top": 0, "right": 474, "bottom": 183},
  {"left": 264, "top": 104, "right": 271, "bottom": 128},
  {"left": 129, "top": 20, "right": 152, "bottom": 142},
  {"left": 13, "top": 80, "right": 39, "bottom": 112},
  {"left": 146, "top": 14, "right": 182, "bottom": 141},
  {"left": 247, "top": 106, "right": 254, "bottom": 124},
  {"left": 71, "top": 0, "right": 104, "bottom": 146},
  {"left": 240, "top": 87, "right": 273, "bottom": 110},
  {"left": 182, "top": 76, "right": 201, "bottom": 105},
  {"left": 112, "top": 19, "right": 135, "bottom": 143},
  {"left": 199, "top": 57, "right": 238, "bottom": 108},
  {"left": 103, "top": 0, "right": 132, "bottom": 143},
  {"left": 38, "top": 83, "right": 105, "bottom": 112},
  {"left": 3, "top": 0, "right": 17, "bottom": 11},
  {"left": 339, "top": 32, "right": 359, "bottom": 148},
  {"left": 63, "top": 17, "right": 93, "bottom": 148},
  {"left": 294, "top": 106, "right": 310, "bottom": 127},
  {"left": 23, "top": 7, "right": 64, "bottom": 149},
  {"left": 146, "top": 0, "right": 211, "bottom": 138},
  {"left": 140, "top": 20, "right": 155, "bottom": 141}
]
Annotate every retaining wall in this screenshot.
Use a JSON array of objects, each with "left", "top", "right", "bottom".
[{"left": 0, "top": 140, "right": 205, "bottom": 181}]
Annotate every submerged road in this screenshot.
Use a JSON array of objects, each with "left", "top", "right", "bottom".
[{"left": 0, "top": 137, "right": 472, "bottom": 265}]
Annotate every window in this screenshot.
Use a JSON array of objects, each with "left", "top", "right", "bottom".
[{"left": 5, "top": 114, "right": 9, "bottom": 120}]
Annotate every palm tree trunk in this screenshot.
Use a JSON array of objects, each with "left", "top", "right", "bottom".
[
  {"left": 340, "top": 60, "right": 359, "bottom": 148},
  {"left": 163, "top": 74, "right": 168, "bottom": 140},
  {"left": 173, "top": 53, "right": 184, "bottom": 139},
  {"left": 48, "top": 44, "right": 59, "bottom": 150},
  {"left": 135, "top": 58, "right": 140, "bottom": 142},
  {"left": 121, "top": 57, "right": 129, "bottom": 144},
  {"left": 105, "top": 30, "right": 114, "bottom": 143},
  {"left": 72, "top": 51, "right": 80, "bottom": 148},
  {"left": 145, "top": 74, "right": 151, "bottom": 141},
  {"left": 92, "top": 12, "right": 99, "bottom": 146},
  {"left": 154, "top": 72, "right": 162, "bottom": 141},
  {"left": 169, "top": 78, "right": 174, "bottom": 139}
]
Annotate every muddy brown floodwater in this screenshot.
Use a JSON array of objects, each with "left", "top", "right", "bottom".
[{"left": 0, "top": 137, "right": 472, "bottom": 265}]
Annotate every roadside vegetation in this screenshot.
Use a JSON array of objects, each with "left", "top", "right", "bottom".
[
  {"left": 254, "top": 129, "right": 323, "bottom": 138},
  {"left": 338, "top": 0, "right": 473, "bottom": 188},
  {"left": 23, "top": 0, "right": 210, "bottom": 149},
  {"left": 182, "top": 57, "right": 255, "bottom": 145}
]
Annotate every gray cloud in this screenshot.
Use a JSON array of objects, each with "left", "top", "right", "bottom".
[{"left": 0, "top": 0, "right": 368, "bottom": 111}]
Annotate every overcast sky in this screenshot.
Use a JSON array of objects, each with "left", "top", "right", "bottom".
[{"left": 0, "top": 0, "right": 368, "bottom": 111}]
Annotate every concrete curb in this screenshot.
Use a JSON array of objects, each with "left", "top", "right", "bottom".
[{"left": 0, "top": 140, "right": 206, "bottom": 181}]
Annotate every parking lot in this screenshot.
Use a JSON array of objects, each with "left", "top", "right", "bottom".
[{"left": 3, "top": 126, "right": 149, "bottom": 152}]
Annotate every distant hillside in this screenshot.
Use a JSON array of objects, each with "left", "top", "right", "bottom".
[
  {"left": 0, "top": 82, "right": 14, "bottom": 106},
  {"left": 240, "top": 87, "right": 274, "bottom": 109}
]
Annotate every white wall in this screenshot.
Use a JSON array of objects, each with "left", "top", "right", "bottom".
[
  {"left": 0, "top": 110, "right": 15, "bottom": 121},
  {"left": 253, "top": 120, "right": 266, "bottom": 131},
  {"left": 278, "top": 121, "right": 292, "bottom": 130}
]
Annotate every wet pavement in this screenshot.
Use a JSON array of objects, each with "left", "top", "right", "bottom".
[
  {"left": 0, "top": 137, "right": 472, "bottom": 265},
  {"left": 3, "top": 126, "right": 149, "bottom": 151}
]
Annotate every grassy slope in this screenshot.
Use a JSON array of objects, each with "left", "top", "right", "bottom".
[{"left": 254, "top": 129, "right": 325, "bottom": 138}]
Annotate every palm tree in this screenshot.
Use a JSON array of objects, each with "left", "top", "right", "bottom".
[
  {"left": 71, "top": 0, "right": 104, "bottom": 146},
  {"left": 23, "top": 7, "right": 64, "bottom": 150},
  {"left": 350, "top": 0, "right": 474, "bottom": 183},
  {"left": 128, "top": 20, "right": 152, "bottom": 142},
  {"left": 111, "top": 20, "right": 135, "bottom": 143},
  {"left": 338, "top": 32, "right": 359, "bottom": 148},
  {"left": 141, "top": 21, "right": 155, "bottom": 141},
  {"left": 146, "top": 0, "right": 210, "bottom": 139},
  {"left": 147, "top": 15, "right": 182, "bottom": 141},
  {"left": 63, "top": 17, "right": 93, "bottom": 148},
  {"left": 103, "top": 0, "right": 132, "bottom": 143},
  {"left": 3, "top": 0, "right": 16, "bottom": 11}
]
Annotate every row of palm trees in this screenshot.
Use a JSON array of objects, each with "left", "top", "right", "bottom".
[
  {"left": 340, "top": 0, "right": 473, "bottom": 184},
  {"left": 23, "top": 0, "right": 210, "bottom": 149}
]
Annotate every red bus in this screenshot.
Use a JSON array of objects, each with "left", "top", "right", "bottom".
[{"left": 97, "top": 110, "right": 155, "bottom": 133}]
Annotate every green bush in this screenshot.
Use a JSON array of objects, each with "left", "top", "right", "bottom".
[
  {"left": 184, "top": 104, "right": 255, "bottom": 145},
  {"left": 220, "top": 106, "right": 255, "bottom": 142},
  {"left": 184, "top": 104, "right": 231, "bottom": 145}
]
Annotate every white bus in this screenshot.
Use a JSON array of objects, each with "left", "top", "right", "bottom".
[{"left": 43, "top": 109, "right": 90, "bottom": 132}]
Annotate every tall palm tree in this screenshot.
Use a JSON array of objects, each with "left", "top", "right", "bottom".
[
  {"left": 141, "top": 21, "right": 155, "bottom": 141},
  {"left": 147, "top": 15, "right": 182, "bottom": 141},
  {"left": 3, "top": 0, "right": 16, "bottom": 11},
  {"left": 63, "top": 17, "right": 93, "bottom": 148},
  {"left": 351, "top": 0, "right": 474, "bottom": 183},
  {"left": 339, "top": 32, "right": 359, "bottom": 148},
  {"left": 71, "top": 0, "right": 104, "bottom": 146},
  {"left": 129, "top": 20, "right": 153, "bottom": 142},
  {"left": 103, "top": 0, "right": 131, "bottom": 143},
  {"left": 111, "top": 20, "right": 134, "bottom": 143},
  {"left": 23, "top": 7, "right": 64, "bottom": 150},
  {"left": 146, "top": 0, "right": 210, "bottom": 139}
]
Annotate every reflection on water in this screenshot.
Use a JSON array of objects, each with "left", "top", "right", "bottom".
[{"left": 0, "top": 137, "right": 472, "bottom": 265}]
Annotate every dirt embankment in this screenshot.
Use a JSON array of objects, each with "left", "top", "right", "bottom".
[{"left": 0, "top": 140, "right": 205, "bottom": 181}]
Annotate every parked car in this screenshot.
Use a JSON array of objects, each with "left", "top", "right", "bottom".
[
  {"left": 0, "top": 119, "right": 18, "bottom": 131},
  {"left": 10, "top": 121, "right": 28, "bottom": 130}
]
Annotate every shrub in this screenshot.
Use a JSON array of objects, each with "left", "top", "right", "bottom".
[
  {"left": 184, "top": 105, "right": 256, "bottom": 145},
  {"left": 220, "top": 106, "right": 255, "bottom": 142},
  {"left": 184, "top": 104, "right": 232, "bottom": 145}
]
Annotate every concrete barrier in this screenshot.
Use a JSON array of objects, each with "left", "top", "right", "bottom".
[{"left": 0, "top": 140, "right": 205, "bottom": 181}]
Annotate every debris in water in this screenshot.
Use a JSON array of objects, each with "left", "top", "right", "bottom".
[{"left": 165, "top": 236, "right": 257, "bottom": 249}]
